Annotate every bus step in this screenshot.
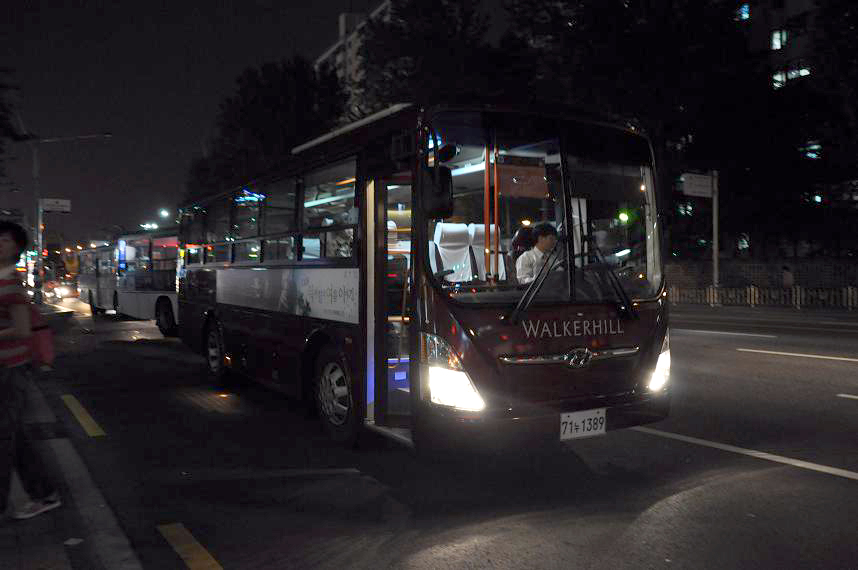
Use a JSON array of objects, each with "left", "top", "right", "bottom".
[{"left": 363, "top": 421, "right": 414, "bottom": 449}]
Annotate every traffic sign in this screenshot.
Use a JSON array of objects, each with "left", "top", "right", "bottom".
[
  {"left": 40, "top": 198, "right": 71, "bottom": 213},
  {"left": 679, "top": 173, "right": 714, "bottom": 198}
]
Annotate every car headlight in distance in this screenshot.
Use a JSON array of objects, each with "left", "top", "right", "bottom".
[
  {"left": 420, "top": 332, "right": 485, "bottom": 411},
  {"left": 648, "top": 330, "right": 670, "bottom": 392},
  {"left": 55, "top": 287, "right": 69, "bottom": 297}
]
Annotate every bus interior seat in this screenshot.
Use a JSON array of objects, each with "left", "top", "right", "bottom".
[
  {"left": 468, "top": 223, "right": 507, "bottom": 281},
  {"left": 432, "top": 222, "right": 472, "bottom": 282}
]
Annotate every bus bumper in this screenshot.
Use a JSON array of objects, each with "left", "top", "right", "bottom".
[{"left": 417, "top": 391, "right": 670, "bottom": 451}]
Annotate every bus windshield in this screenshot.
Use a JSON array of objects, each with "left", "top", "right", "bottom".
[{"left": 425, "top": 110, "right": 662, "bottom": 305}]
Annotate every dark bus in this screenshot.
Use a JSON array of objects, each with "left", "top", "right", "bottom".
[{"left": 177, "top": 103, "right": 670, "bottom": 451}]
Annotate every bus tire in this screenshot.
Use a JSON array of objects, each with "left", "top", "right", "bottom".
[
  {"left": 314, "top": 345, "right": 359, "bottom": 445},
  {"left": 204, "top": 319, "right": 233, "bottom": 385},
  {"left": 156, "top": 298, "right": 178, "bottom": 337},
  {"left": 88, "top": 293, "right": 103, "bottom": 318}
]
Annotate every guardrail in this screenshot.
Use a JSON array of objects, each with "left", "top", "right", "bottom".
[{"left": 668, "top": 285, "right": 858, "bottom": 310}]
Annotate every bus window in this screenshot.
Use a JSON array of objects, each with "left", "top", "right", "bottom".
[
  {"left": 186, "top": 245, "right": 202, "bottom": 265},
  {"left": 234, "top": 240, "right": 261, "bottom": 263},
  {"left": 262, "top": 236, "right": 296, "bottom": 262},
  {"left": 81, "top": 252, "right": 96, "bottom": 275},
  {"left": 234, "top": 188, "right": 261, "bottom": 238},
  {"left": 123, "top": 238, "right": 151, "bottom": 275},
  {"left": 152, "top": 237, "right": 178, "bottom": 270},
  {"left": 303, "top": 159, "right": 356, "bottom": 229},
  {"left": 206, "top": 195, "right": 233, "bottom": 243},
  {"left": 262, "top": 178, "right": 297, "bottom": 234},
  {"left": 205, "top": 243, "right": 230, "bottom": 264}
]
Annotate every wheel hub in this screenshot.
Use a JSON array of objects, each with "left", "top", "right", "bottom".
[{"left": 318, "top": 362, "right": 350, "bottom": 426}]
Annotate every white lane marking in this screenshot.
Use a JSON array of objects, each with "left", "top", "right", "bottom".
[
  {"left": 836, "top": 393, "right": 858, "bottom": 400},
  {"left": 736, "top": 348, "right": 858, "bottom": 363},
  {"left": 674, "top": 329, "right": 777, "bottom": 338},
  {"left": 633, "top": 427, "right": 858, "bottom": 482}
]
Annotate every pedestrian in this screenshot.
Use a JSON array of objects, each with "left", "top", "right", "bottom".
[
  {"left": 782, "top": 265, "right": 795, "bottom": 288},
  {"left": 0, "top": 221, "right": 61, "bottom": 521}
]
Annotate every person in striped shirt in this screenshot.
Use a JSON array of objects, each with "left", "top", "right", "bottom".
[{"left": 0, "top": 221, "right": 60, "bottom": 520}]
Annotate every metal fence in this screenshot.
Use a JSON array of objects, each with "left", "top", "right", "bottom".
[{"left": 668, "top": 285, "right": 858, "bottom": 310}]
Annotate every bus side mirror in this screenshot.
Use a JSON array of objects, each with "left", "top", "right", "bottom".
[{"left": 423, "top": 165, "right": 453, "bottom": 219}]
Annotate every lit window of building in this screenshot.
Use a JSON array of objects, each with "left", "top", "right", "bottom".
[
  {"left": 772, "top": 71, "right": 786, "bottom": 89},
  {"left": 799, "top": 141, "right": 822, "bottom": 160},
  {"left": 771, "top": 29, "right": 788, "bottom": 50},
  {"left": 736, "top": 3, "right": 750, "bottom": 21}
]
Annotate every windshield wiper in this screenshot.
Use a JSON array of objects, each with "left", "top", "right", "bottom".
[
  {"left": 506, "top": 236, "right": 565, "bottom": 325},
  {"left": 582, "top": 236, "right": 638, "bottom": 319}
]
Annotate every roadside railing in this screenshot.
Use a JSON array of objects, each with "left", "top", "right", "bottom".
[{"left": 668, "top": 285, "right": 858, "bottom": 310}]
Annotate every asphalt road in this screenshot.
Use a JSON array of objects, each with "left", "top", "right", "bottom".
[{"left": 37, "top": 299, "right": 858, "bottom": 569}]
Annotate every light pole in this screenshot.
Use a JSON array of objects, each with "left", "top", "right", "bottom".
[{"left": 15, "top": 114, "right": 111, "bottom": 301}]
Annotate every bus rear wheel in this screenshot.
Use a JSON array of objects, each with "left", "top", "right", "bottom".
[
  {"left": 314, "top": 345, "right": 359, "bottom": 445},
  {"left": 156, "top": 299, "right": 178, "bottom": 337},
  {"left": 88, "top": 293, "right": 103, "bottom": 318}
]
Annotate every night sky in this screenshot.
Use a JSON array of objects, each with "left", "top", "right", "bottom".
[{"left": 3, "top": 1, "right": 378, "bottom": 246}]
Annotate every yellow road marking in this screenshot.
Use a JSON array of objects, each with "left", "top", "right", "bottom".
[
  {"left": 60, "top": 395, "right": 106, "bottom": 437},
  {"left": 736, "top": 348, "right": 858, "bottom": 363},
  {"left": 157, "top": 523, "right": 222, "bottom": 570}
]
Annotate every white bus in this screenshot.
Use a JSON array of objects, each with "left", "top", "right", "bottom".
[{"left": 78, "top": 228, "right": 179, "bottom": 336}]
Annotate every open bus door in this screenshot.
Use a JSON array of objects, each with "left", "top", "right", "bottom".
[{"left": 363, "top": 172, "right": 415, "bottom": 446}]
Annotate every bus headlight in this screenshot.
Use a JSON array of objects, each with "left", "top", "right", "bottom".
[
  {"left": 420, "top": 332, "right": 485, "bottom": 412},
  {"left": 648, "top": 330, "right": 670, "bottom": 392}
]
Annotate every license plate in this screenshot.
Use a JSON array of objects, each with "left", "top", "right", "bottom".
[{"left": 560, "top": 408, "right": 607, "bottom": 440}]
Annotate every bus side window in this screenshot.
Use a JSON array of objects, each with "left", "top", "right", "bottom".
[
  {"left": 206, "top": 195, "right": 233, "bottom": 243},
  {"left": 262, "top": 178, "right": 297, "bottom": 235},
  {"left": 302, "top": 160, "right": 356, "bottom": 230}
]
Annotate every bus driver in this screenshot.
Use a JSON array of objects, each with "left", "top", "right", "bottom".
[{"left": 515, "top": 222, "right": 557, "bottom": 285}]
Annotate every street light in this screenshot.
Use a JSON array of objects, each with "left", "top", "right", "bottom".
[{"left": 159, "top": 208, "right": 170, "bottom": 218}]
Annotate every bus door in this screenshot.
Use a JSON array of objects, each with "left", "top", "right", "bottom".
[{"left": 365, "top": 172, "right": 414, "bottom": 430}]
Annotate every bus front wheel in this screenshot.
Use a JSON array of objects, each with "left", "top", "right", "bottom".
[
  {"left": 156, "top": 299, "right": 178, "bottom": 337},
  {"left": 314, "top": 345, "right": 359, "bottom": 445},
  {"left": 205, "top": 320, "right": 231, "bottom": 384}
]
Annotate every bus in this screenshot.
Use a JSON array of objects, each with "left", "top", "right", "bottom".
[
  {"left": 177, "top": 103, "right": 670, "bottom": 451},
  {"left": 79, "top": 228, "right": 180, "bottom": 336}
]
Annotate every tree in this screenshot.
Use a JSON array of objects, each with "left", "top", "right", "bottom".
[
  {"left": 186, "top": 56, "right": 344, "bottom": 200},
  {"left": 357, "top": 0, "right": 505, "bottom": 115},
  {"left": 812, "top": 0, "right": 858, "bottom": 176}
]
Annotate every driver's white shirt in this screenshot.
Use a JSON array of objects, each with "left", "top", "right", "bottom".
[{"left": 515, "top": 246, "right": 547, "bottom": 284}]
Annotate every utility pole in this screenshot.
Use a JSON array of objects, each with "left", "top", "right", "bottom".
[{"left": 15, "top": 113, "right": 111, "bottom": 302}]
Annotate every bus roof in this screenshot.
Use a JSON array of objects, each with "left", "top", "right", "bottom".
[{"left": 291, "top": 103, "right": 412, "bottom": 155}]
